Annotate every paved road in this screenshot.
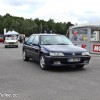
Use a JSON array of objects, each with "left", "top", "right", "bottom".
[{"left": 0, "top": 43, "right": 100, "bottom": 100}]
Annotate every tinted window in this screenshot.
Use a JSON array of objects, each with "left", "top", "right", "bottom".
[{"left": 27, "top": 35, "right": 35, "bottom": 44}]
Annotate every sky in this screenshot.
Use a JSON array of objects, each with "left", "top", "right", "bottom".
[{"left": 0, "top": 0, "right": 100, "bottom": 24}]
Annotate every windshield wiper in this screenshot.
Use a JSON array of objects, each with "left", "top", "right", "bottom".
[{"left": 42, "top": 44, "right": 52, "bottom": 45}]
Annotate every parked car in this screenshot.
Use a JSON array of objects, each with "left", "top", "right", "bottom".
[
  {"left": 22, "top": 34, "right": 91, "bottom": 70},
  {"left": 4, "top": 37, "right": 18, "bottom": 48},
  {"left": 0, "top": 35, "right": 4, "bottom": 43}
]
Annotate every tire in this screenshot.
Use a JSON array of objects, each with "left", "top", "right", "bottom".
[
  {"left": 23, "top": 50, "right": 29, "bottom": 61},
  {"left": 40, "top": 54, "right": 48, "bottom": 70},
  {"left": 5, "top": 45, "right": 7, "bottom": 48},
  {"left": 75, "top": 65, "right": 84, "bottom": 69}
]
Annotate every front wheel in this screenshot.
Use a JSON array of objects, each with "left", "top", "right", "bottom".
[
  {"left": 40, "top": 54, "right": 48, "bottom": 70},
  {"left": 5, "top": 45, "right": 7, "bottom": 48},
  {"left": 16, "top": 45, "right": 18, "bottom": 48},
  {"left": 23, "top": 50, "right": 29, "bottom": 61}
]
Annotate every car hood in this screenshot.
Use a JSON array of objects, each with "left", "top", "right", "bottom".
[{"left": 42, "top": 45, "right": 87, "bottom": 52}]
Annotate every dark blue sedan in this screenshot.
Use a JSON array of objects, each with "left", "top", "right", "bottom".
[{"left": 22, "top": 34, "right": 91, "bottom": 70}]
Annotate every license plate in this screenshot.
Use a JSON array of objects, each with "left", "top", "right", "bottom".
[{"left": 68, "top": 58, "right": 80, "bottom": 62}]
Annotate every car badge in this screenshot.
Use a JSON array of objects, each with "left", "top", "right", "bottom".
[{"left": 72, "top": 53, "right": 75, "bottom": 55}]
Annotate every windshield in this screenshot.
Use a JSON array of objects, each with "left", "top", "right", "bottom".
[
  {"left": 40, "top": 35, "right": 73, "bottom": 45},
  {"left": 5, "top": 37, "right": 17, "bottom": 40}
]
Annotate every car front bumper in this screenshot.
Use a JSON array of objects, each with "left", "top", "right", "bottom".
[
  {"left": 5, "top": 43, "right": 18, "bottom": 47},
  {"left": 45, "top": 55, "right": 91, "bottom": 66}
]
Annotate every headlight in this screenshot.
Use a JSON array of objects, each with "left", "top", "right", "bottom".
[
  {"left": 50, "top": 52, "right": 64, "bottom": 56},
  {"left": 82, "top": 52, "right": 89, "bottom": 56},
  {"left": 4, "top": 41, "right": 8, "bottom": 44}
]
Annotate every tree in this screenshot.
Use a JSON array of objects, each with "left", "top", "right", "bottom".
[{"left": 0, "top": 13, "right": 74, "bottom": 36}]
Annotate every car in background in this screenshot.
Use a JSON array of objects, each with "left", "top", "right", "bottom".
[
  {"left": 22, "top": 34, "right": 91, "bottom": 70},
  {"left": 4, "top": 37, "right": 18, "bottom": 48},
  {"left": 0, "top": 35, "right": 4, "bottom": 43}
]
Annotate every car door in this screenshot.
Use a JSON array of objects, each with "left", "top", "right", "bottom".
[
  {"left": 30, "top": 35, "right": 40, "bottom": 61},
  {"left": 24, "top": 35, "right": 35, "bottom": 57}
]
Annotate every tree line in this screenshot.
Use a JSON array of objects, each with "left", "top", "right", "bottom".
[{"left": 0, "top": 13, "right": 74, "bottom": 36}]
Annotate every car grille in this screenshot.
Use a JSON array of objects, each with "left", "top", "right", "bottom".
[
  {"left": 64, "top": 52, "right": 82, "bottom": 56},
  {"left": 9, "top": 42, "right": 14, "bottom": 44}
]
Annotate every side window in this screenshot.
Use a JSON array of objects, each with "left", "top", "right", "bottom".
[
  {"left": 33, "top": 36, "right": 39, "bottom": 45},
  {"left": 27, "top": 35, "right": 35, "bottom": 44}
]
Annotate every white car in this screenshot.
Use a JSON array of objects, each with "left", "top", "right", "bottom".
[{"left": 4, "top": 37, "right": 18, "bottom": 48}]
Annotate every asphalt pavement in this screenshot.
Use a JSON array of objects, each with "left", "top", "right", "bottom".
[{"left": 0, "top": 43, "right": 100, "bottom": 100}]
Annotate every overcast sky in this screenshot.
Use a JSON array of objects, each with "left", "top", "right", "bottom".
[{"left": 0, "top": 0, "right": 100, "bottom": 24}]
